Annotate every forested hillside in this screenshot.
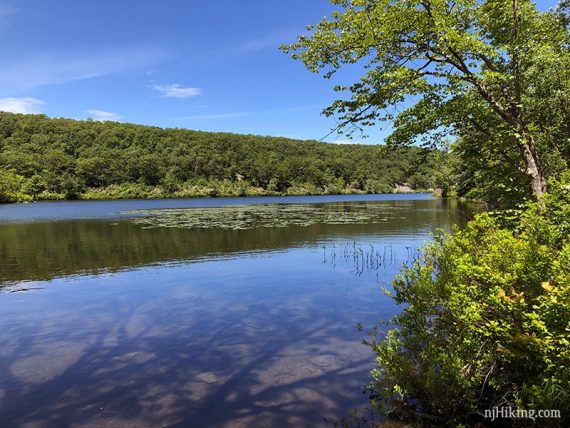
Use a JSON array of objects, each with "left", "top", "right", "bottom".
[{"left": 0, "top": 112, "right": 447, "bottom": 202}]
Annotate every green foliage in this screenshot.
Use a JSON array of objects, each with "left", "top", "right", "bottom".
[
  {"left": 284, "top": 0, "right": 570, "bottom": 199},
  {"left": 367, "top": 176, "right": 570, "bottom": 425},
  {"left": 284, "top": 1, "right": 570, "bottom": 422},
  {"left": 0, "top": 169, "right": 32, "bottom": 203},
  {"left": 0, "top": 112, "right": 446, "bottom": 203}
]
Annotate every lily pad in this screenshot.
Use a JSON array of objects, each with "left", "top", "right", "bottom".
[{"left": 127, "top": 203, "right": 397, "bottom": 230}]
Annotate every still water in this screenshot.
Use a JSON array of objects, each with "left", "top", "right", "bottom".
[{"left": 0, "top": 194, "right": 473, "bottom": 427}]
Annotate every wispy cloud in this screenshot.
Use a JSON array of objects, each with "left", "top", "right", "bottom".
[
  {"left": 173, "top": 104, "right": 323, "bottom": 121},
  {"left": 87, "top": 110, "right": 122, "bottom": 122},
  {"left": 0, "top": 97, "right": 44, "bottom": 113},
  {"left": 0, "top": 2, "right": 18, "bottom": 20},
  {"left": 174, "top": 111, "right": 248, "bottom": 120},
  {"left": 151, "top": 83, "right": 202, "bottom": 99},
  {"left": 237, "top": 28, "right": 301, "bottom": 53},
  {"left": 0, "top": 46, "right": 171, "bottom": 91}
]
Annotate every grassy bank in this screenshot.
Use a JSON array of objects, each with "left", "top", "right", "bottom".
[{"left": 6, "top": 179, "right": 432, "bottom": 203}]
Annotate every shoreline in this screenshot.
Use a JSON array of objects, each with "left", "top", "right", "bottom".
[{"left": 1, "top": 187, "right": 437, "bottom": 205}]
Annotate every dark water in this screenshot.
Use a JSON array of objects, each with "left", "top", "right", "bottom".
[{"left": 0, "top": 195, "right": 474, "bottom": 427}]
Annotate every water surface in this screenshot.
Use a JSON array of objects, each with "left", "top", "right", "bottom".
[
  {"left": 0, "top": 193, "right": 434, "bottom": 224},
  {"left": 0, "top": 194, "right": 474, "bottom": 427}
]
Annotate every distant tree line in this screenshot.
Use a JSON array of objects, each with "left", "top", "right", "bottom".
[{"left": 0, "top": 112, "right": 448, "bottom": 202}]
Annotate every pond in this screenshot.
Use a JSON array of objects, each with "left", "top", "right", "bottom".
[{"left": 0, "top": 194, "right": 474, "bottom": 427}]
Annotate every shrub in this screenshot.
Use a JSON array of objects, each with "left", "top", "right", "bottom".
[{"left": 367, "top": 175, "right": 570, "bottom": 425}]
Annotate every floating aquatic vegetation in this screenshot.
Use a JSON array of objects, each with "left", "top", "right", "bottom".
[{"left": 127, "top": 203, "right": 397, "bottom": 230}]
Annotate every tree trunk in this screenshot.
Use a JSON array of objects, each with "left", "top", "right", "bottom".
[
  {"left": 512, "top": 0, "right": 547, "bottom": 197},
  {"left": 520, "top": 134, "right": 547, "bottom": 197}
]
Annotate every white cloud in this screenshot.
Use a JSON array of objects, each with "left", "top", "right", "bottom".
[
  {"left": 0, "top": 97, "right": 44, "bottom": 113},
  {"left": 0, "top": 46, "right": 171, "bottom": 91},
  {"left": 87, "top": 110, "right": 122, "bottom": 122},
  {"left": 151, "top": 84, "right": 202, "bottom": 99}
]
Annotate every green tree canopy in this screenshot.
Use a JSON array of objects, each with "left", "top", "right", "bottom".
[
  {"left": 0, "top": 112, "right": 447, "bottom": 202},
  {"left": 283, "top": 0, "right": 570, "bottom": 197}
]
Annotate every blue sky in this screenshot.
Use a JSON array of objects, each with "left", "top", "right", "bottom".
[{"left": 0, "top": 0, "right": 561, "bottom": 144}]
